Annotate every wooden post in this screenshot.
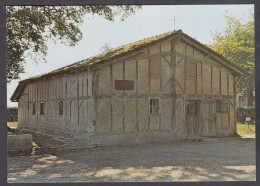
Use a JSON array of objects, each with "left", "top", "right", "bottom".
[
  {"left": 110, "top": 65, "right": 113, "bottom": 131},
  {"left": 171, "top": 40, "right": 176, "bottom": 132},
  {"left": 77, "top": 73, "right": 80, "bottom": 129},
  {"left": 211, "top": 66, "right": 213, "bottom": 95},
  {"left": 135, "top": 60, "right": 139, "bottom": 133},
  {"left": 92, "top": 71, "right": 99, "bottom": 133},
  {"left": 148, "top": 49, "right": 151, "bottom": 131},
  {"left": 122, "top": 61, "right": 126, "bottom": 132},
  {"left": 234, "top": 76, "right": 237, "bottom": 134}
]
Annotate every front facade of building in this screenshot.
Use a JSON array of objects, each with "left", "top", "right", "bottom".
[{"left": 11, "top": 30, "right": 246, "bottom": 146}]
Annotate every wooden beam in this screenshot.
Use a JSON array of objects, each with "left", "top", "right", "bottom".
[
  {"left": 175, "top": 79, "right": 185, "bottom": 94},
  {"left": 92, "top": 71, "right": 99, "bottom": 133},
  {"left": 91, "top": 50, "right": 144, "bottom": 71},
  {"left": 161, "top": 55, "right": 171, "bottom": 66},
  {"left": 179, "top": 35, "right": 244, "bottom": 75},
  {"left": 110, "top": 65, "right": 113, "bottom": 131},
  {"left": 147, "top": 48, "right": 151, "bottom": 131},
  {"left": 135, "top": 60, "right": 139, "bottom": 133},
  {"left": 233, "top": 76, "right": 237, "bottom": 134},
  {"left": 176, "top": 51, "right": 202, "bottom": 64},
  {"left": 171, "top": 39, "right": 177, "bottom": 132},
  {"left": 122, "top": 61, "right": 126, "bottom": 132}
]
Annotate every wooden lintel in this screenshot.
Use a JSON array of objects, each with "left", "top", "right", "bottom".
[{"left": 179, "top": 35, "right": 244, "bottom": 75}]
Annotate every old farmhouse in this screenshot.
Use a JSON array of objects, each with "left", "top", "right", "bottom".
[{"left": 11, "top": 30, "right": 246, "bottom": 146}]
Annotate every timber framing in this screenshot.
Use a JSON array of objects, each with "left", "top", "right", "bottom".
[
  {"left": 12, "top": 29, "right": 247, "bottom": 146},
  {"left": 11, "top": 30, "right": 246, "bottom": 102}
]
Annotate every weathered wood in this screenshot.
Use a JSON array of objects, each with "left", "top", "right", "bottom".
[
  {"left": 135, "top": 60, "right": 139, "bottom": 133},
  {"left": 15, "top": 31, "right": 241, "bottom": 144},
  {"left": 147, "top": 48, "right": 151, "bottom": 131},
  {"left": 171, "top": 39, "right": 177, "bottom": 132},
  {"left": 92, "top": 71, "right": 99, "bottom": 133},
  {"left": 91, "top": 50, "right": 144, "bottom": 71},
  {"left": 180, "top": 35, "right": 244, "bottom": 75}
]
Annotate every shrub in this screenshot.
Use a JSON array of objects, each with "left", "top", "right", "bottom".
[
  {"left": 236, "top": 106, "right": 255, "bottom": 123},
  {"left": 7, "top": 107, "right": 18, "bottom": 122}
]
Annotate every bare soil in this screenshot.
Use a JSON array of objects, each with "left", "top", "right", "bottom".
[{"left": 8, "top": 135, "right": 255, "bottom": 182}]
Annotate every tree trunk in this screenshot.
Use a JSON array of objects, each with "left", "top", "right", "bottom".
[{"left": 247, "top": 90, "right": 254, "bottom": 106}]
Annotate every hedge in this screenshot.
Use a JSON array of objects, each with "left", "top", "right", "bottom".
[
  {"left": 7, "top": 107, "right": 18, "bottom": 122},
  {"left": 236, "top": 106, "right": 255, "bottom": 123}
]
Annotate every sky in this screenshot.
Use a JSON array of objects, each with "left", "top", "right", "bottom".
[{"left": 7, "top": 4, "right": 254, "bottom": 107}]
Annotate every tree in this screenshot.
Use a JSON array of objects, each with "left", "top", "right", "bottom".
[
  {"left": 6, "top": 6, "right": 141, "bottom": 82},
  {"left": 210, "top": 9, "right": 255, "bottom": 106}
]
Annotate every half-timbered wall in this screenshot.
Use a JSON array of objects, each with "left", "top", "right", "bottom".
[
  {"left": 18, "top": 71, "right": 94, "bottom": 135},
  {"left": 174, "top": 40, "right": 236, "bottom": 136},
  {"left": 17, "top": 36, "right": 237, "bottom": 144},
  {"left": 95, "top": 38, "right": 180, "bottom": 141},
  {"left": 95, "top": 38, "right": 236, "bottom": 140}
]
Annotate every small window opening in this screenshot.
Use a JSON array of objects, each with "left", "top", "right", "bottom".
[
  {"left": 58, "top": 101, "right": 63, "bottom": 115},
  {"left": 187, "top": 101, "right": 197, "bottom": 114},
  {"left": 150, "top": 99, "right": 159, "bottom": 115},
  {"left": 69, "top": 102, "right": 72, "bottom": 118},
  {"left": 40, "top": 102, "right": 44, "bottom": 115},
  {"left": 32, "top": 102, "right": 36, "bottom": 115}
]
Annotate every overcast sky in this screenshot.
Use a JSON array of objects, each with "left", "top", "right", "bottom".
[{"left": 7, "top": 4, "right": 253, "bottom": 107}]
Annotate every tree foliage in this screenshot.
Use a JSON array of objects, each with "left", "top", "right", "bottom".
[
  {"left": 6, "top": 6, "right": 141, "bottom": 82},
  {"left": 210, "top": 9, "right": 255, "bottom": 97}
]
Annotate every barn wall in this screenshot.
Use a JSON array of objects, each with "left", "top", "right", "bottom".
[
  {"left": 16, "top": 35, "right": 238, "bottom": 145},
  {"left": 174, "top": 39, "right": 236, "bottom": 137},
  {"left": 95, "top": 38, "right": 188, "bottom": 146},
  {"left": 18, "top": 70, "right": 95, "bottom": 137}
]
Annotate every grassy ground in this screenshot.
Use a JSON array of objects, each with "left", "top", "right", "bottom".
[
  {"left": 7, "top": 122, "right": 18, "bottom": 135},
  {"left": 7, "top": 122, "right": 18, "bottom": 128},
  {"left": 236, "top": 123, "right": 255, "bottom": 135}
]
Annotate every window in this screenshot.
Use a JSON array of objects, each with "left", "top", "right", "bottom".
[
  {"left": 150, "top": 99, "right": 159, "bottom": 115},
  {"left": 40, "top": 102, "right": 44, "bottom": 115},
  {"left": 115, "top": 80, "right": 134, "bottom": 90},
  {"left": 186, "top": 60, "right": 196, "bottom": 79},
  {"left": 58, "top": 101, "right": 63, "bottom": 115},
  {"left": 69, "top": 102, "right": 72, "bottom": 118},
  {"left": 32, "top": 103, "right": 36, "bottom": 115},
  {"left": 187, "top": 101, "right": 197, "bottom": 114},
  {"left": 239, "top": 96, "right": 246, "bottom": 107},
  {"left": 216, "top": 100, "right": 229, "bottom": 113}
]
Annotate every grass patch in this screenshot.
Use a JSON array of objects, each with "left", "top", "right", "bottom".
[
  {"left": 237, "top": 123, "right": 255, "bottom": 135},
  {"left": 7, "top": 122, "right": 18, "bottom": 128}
]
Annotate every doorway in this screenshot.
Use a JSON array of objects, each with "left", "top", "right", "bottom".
[
  {"left": 201, "top": 100, "right": 216, "bottom": 136},
  {"left": 186, "top": 101, "right": 200, "bottom": 137}
]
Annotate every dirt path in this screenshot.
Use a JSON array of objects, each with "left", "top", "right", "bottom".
[{"left": 8, "top": 137, "right": 255, "bottom": 182}]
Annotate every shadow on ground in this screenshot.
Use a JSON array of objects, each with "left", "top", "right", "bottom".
[{"left": 8, "top": 137, "right": 256, "bottom": 182}]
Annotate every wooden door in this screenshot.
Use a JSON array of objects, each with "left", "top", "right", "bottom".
[
  {"left": 186, "top": 101, "right": 200, "bottom": 137},
  {"left": 201, "top": 101, "right": 216, "bottom": 136}
]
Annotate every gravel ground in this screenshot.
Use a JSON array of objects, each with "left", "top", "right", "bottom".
[{"left": 8, "top": 135, "right": 256, "bottom": 182}]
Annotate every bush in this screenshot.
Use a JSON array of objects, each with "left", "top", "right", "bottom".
[
  {"left": 236, "top": 106, "right": 255, "bottom": 123},
  {"left": 7, "top": 107, "right": 18, "bottom": 122}
]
